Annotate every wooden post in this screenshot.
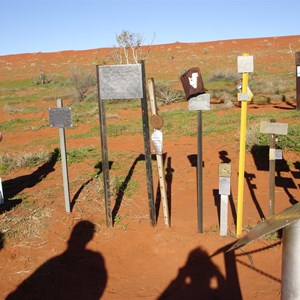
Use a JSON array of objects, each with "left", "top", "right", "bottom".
[
  {"left": 148, "top": 78, "right": 170, "bottom": 227},
  {"left": 260, "top": 120, "right": 288, "bottom": 217},
  {"left": 57, "top": 99, "right": 71, "bottom": 213},
  {"left": 269, "top": 132, "right": 276, "bottom": 216}
]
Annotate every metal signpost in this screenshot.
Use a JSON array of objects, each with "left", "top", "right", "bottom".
[
  {"left": 260, "top": 120, "right": 288, "bottom": 216},
  {"left": 148, "top": 78, "right": 170, "bottom": 227},
  {"left": 236, "top": 53, "right": 254, "bottom": 237},
  {"left": 97, "top": 62, "right": 156, "bottom": 227},
  {"left": 49, "top": 99, "right": 72, "bottom": 213},
  {"left": 295, "top": 52, "right": 300, "bottom": 111},
  {"left": 180, "top": 67, "right": 210, "bottom": 233},
  {"left": 219, "top": 163, "right": 231, "bottom": 236}
]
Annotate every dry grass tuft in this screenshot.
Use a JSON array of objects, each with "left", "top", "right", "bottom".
[{"left": 0, "top": 206, "right": 53, "bottom": 242}]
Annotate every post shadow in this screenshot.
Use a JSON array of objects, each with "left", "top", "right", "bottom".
[
  {"left": 112, "top": 154, "right": 145, "bottom": 224},
  {"left": 244, "top": 172, "right": 266, "bottom": 220},
  {"left": 213, "top": 189, "right": 221, "bottom": 224},
  {"left": 166, "top": 157, "right": 174, "bottom": 223},
  {"left": 2, "top": 148, "right": 59, "bottom": 200},
  {"left": 251, "top": 145, "right": 298, "bottom": 205},
  {"left": 157, "top": 247, "right": 227, "bottom": 300},
  {"left": 6, "top": 220, "right": 107, "bottom": 300},
  {"left": 70, "top": 161, "right": 113, "bottom": 211}
]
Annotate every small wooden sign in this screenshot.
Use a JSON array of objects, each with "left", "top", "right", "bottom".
[
  {"left": 98, "top": 64, "right": 143, "bottom": 100},
  {"left": 219, "top": 163, "right": 231, "bottom": 178},
  {"left": 49, "top": 108, "right": 72, "bottom": 128},
  {"left": 260, "top": 121, "right": 288, "bottom": 135}
]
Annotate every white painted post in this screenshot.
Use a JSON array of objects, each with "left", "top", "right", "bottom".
[
  {"left": 0, "top": 178, "right": 4, "bottom": 205},
  {"left": 219, "top": 163, "right": 231, "bottom": 236}
]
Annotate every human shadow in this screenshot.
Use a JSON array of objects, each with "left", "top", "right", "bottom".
[
  {"left": 6, "top": 220, "right": 107, "bottom": 300},
  {"left": 2, "top": 148, "right": 59, "bottom": 200},
  {"left": 210, "top": 242, "right": 243, "bottom": 300},
  {"left": 71, "top": 161, "right": 113, "bottom": 211},
  {"left": 158, "top": 247, "right": 227, "bottom": 300},
  {"left": 112, "top": 154, "right": 145, "bottom": 224}
]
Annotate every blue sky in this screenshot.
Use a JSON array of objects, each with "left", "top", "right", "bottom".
[{"left": 1, "top": 0, "right": 299, "bottom": 56}]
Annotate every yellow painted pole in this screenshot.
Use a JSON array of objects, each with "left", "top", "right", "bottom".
[{"left": 236, "top": 53, "right": 249, "bottom": 237}]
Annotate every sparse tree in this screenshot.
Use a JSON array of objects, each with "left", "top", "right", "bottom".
[{"left": 116, "top": 30, "right": 143, "bottom": 64}]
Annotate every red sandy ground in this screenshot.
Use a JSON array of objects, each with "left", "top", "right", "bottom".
[
  {"left": 0, "top": 101, "right": 299, "bottom": 300},
  {"left": 0, "top": 36, "right": 300, "bottom": 299}
]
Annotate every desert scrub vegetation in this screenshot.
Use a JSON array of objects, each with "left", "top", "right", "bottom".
[
  {"left": 69, "top": 65, "right": 96, "bottom": 102},
  {"left": 0, "top": 150, "right": 57, "bottom": 175}
]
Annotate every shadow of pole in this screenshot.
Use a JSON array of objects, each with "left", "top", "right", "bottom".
[
  {"left": 244, "top": 172, "right": 266, "bottom": 220},
  {"left": 112, "top": 154, "right": 145, "bottom": 224}
]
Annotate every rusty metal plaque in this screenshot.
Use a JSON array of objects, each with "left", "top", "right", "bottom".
[
  {"left": 49, "top": 108, "right": 72, "bottom": 128},
  {"left": 98, "top": 64, "right": 143, "bottom": 100},
  {"left": 150, "top": 115, "right": 164, "bottom": 130},
  {"left": 229, "top": 202, "right": 300, "bottom": 251}
]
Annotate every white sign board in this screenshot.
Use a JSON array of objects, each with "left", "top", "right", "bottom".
[
  {"left": 260, "top": 121, "right": 288, "bottom": 135},
  {"left": 98, "top": 64, "right": 143, "bottom": 100},
  {"left": 188, "top": 93, "right": 211, "bottom": 111},
  {"left": 237, "top": 56, "right": 254, "bottom": 73}
]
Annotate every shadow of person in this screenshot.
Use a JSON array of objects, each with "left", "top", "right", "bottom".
[
  {"left": 158, "top": 247, "right": 226, "bottom": 300},
  {"left": 6, "top": 220, "right": 107, "bottom": 300},
  {"left": 3, "top": 148, "right": 59, "bottom": 200}
]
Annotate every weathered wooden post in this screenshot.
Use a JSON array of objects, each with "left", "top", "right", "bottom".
[
  {"left": 49, "top": 99, "right": 72, "bottom": 213},
  {"left": 180, "top": 67, "right": 210, "bottom": 233},
  {"left": 148, "top": 78, "right": 170, "bottom": 227},
  {"left": 260, "top": 120, "right": 288, "bottom": 216}
]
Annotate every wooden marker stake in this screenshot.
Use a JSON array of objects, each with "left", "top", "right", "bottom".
[{"left": 148, "top": 78, "right": 170, "bottom": 227}]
